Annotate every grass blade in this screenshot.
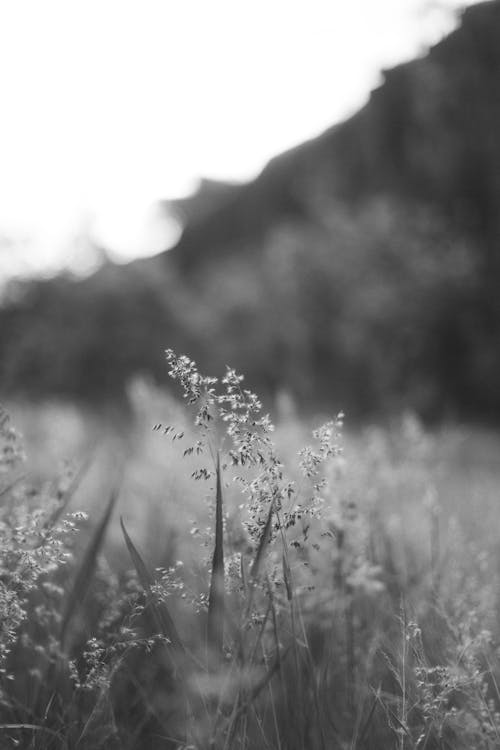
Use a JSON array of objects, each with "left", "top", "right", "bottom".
[
  {"left": 207, "top": 452, "right": 225, "bottom": 657},
  {"left": 120, "top": 516, "right": 183, "bottom": 651},
  {"left": 356, "top": 686, "right": 381, "bottom": 747},
  {"left": 241, "top": 499, "right": 276, "bottom": 636},
  {"left": 0, "top": 724, "right": 64, "bottom": 741},
  {"left": 250, "top": 499, "right": 275, "bottom": 581},
  {"left": 60, "top": 489, "right": 118, "bottom": 648},
  {"left": 282, "top": 551, "right": 293, "bottom": 601}
]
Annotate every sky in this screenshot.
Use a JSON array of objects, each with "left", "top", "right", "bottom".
[{"left": 0, "top": 0, "right": 483, "bottom": 278}]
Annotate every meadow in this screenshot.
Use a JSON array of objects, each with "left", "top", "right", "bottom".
[{"left": 2, "top": 350, "right": 500, "bottom": 749}]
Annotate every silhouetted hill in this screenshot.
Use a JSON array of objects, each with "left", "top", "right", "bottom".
[
  {"left": 2, "top": 1, "right": 500, "bottom": 421},
  {"left": 164, "top": 0, "right": 500, "bottom": 276},
  {"left": 168, "top": 178, "right": 242, "bottom": 226}
]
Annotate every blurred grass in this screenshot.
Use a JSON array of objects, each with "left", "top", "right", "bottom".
[
  {"left": 6, "top": 383, "right": 500, "bottom": 623},
  {"left": 7, "top": 382, "right": 500, "bottom": 627},
  {"left": 3, "top": 377, "right": 500, "bottom": 748}
]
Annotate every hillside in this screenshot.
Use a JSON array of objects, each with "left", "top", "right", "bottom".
[
  {"left": 164, "top": 0, "right": 500, "bottom": 274},
  {"left": 2, "top": 0, "right": 500, "bottom": 421}
]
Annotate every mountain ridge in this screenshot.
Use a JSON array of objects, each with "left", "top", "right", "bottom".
[{"left": 161, "top": 0, "right": 500, "bottom": 276}]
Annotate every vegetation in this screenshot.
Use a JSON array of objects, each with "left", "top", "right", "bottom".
[{"left": 2, "top": 350, "right": 500, "bottom": 749}]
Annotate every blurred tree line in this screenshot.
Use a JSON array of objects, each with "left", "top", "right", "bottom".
[{"left": 1, "top": 1, "right": 500, "bottom": 422}]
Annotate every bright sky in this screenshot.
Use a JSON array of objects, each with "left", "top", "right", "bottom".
[{"left": 0, "top": 0, "right": 482, "bottom": 278}]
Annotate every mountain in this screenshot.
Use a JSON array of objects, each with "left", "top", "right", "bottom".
[
  {"left": 163, "top": 0, "right": 500, "bottom": 275},
  {"left": 2, "top": 1, "right": 500, "bottom": 421}
]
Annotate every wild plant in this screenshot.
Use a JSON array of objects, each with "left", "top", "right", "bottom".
[
  {"left": 131, "top": 350, "right": 391, "bottom": 749},
  {"left": 0, "top": 405, "right": 150, "bottom": 749},
  {"left": 2, "top": 355, "right": 500, "bottom": 749},
  {"left": 0, "top": 405, "right": 82, "bottom": 674}
]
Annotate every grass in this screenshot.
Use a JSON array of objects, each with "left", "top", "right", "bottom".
[{"left": 2, "top": 355, "right": 500, "bottom": 749}]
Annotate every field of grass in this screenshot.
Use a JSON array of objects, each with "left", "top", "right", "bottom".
[{"left": 2, "top": 352, "right": 500, "bottom": 749}]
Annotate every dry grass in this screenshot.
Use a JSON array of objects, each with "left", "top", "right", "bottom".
[{"left": 2, "top": 360, "right": 500, "bottom": 749}]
